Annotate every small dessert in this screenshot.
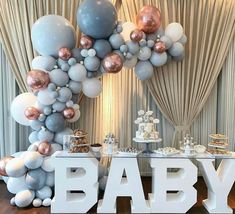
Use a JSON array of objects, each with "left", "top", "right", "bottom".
[
  {"left": 208, "top": 141, "right": 228, "bottom": 147},
  {"left": 90, "top": 143, "right": 102, "bottom": 153},
  {"left": 194, "top": 145, "right": 206, "bottom": 153},
  {"left": 180, "top": 134, "right": 195, "bottom": 155},
  {"left": 207, "top": 149, "right": 231, "bottom": 156}
]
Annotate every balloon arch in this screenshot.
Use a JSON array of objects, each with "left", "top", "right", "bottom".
[{"left": 0, "top": 0, "right": 187, "bottom": 208}]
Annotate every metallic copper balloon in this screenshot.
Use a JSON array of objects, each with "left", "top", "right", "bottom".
[
  {"left": 130, "top": 29, "right": 144, "bottom": 42},
  {"left": 154, "top": 41, "right": 166, "bottom": 53},
  {"left": 63, "top": 107, "right": 75, "bottom": 119},
  {"left": 24, "top": 106, "right": 40, "bottom": 120},
  {"left": 26, "top": 70, "right": 50, "bottom": 91},
  {"left": 38, "top": 141, "right": 51, "bottom": 156},
  {"left": 102, "top": 53, "right": 123, "bottom": 73},
  {"left": 59, "top": 47, "right": 72, "bottom": 60},
  {"left": 136, "top": 6, "right": 161, "bottom": 34},
  {"left": 0, "top": 156, "right": 13, "bottom": 176},
  {"left": 80, "top": 35, "right": 93, "bottom": 49}
]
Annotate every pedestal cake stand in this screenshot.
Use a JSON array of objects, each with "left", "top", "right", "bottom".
[{"left": 133, "top": 137, "right": 162, "bottom": 154}]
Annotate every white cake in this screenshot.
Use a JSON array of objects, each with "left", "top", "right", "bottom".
[{"left": 134, "top": 110, "right": 159, "bottom": 140}]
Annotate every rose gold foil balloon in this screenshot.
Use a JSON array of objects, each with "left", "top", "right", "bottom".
[
  {"left": 26, "top": 70, "right": 50, "bottom": 91},
  {"left": 38, "top": 141, "right": 51, "bottom": 156},
  {"left": 136, "top": 6, "right": 161, "bottom": 34},
  {"left": 24, "top": 106, "right": 40, "bottom": 120},
  {"left": 102, "top": 53, "right": 123, "bottom": 73},
  {"left": 80, "top": 35, "right": 93, "bottom": 49},
  {"left": 154, "top": 41, "right": 166, "bottom": 53},
  {"left": 0, "top": 156, "right": 13, "bottom": 176},
  {"left": 59, "top": 47, "right": 72, "bottom": 60},
  {"left": 63, "top": 107, "right": 75, "bottom": 119},
  {"left": 130, "top": 29, "right": 144, "bottom": 42}
]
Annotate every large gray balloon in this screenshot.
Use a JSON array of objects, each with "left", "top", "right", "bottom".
[
  {"left": 69, "top": 81, "right": 82, "bottom": 94},
  {"left": 150, "top": 52, "right": 168, "bottom": 67},
  {"left": 84, "top": 56, "right": 100, "bottom": 71},
  {"left": 31, "top": 15, "right": 76, "bottom": 57},
  {"left": 93, "top": 40, "right": 112, "bottom": 58},
  {"left": 54, "top": 127, "right": 74, "bottom": 145},
  {"left": 135, "top": 61, "right": 154, "bottom": 81},
  {"left": 45, "top": 113, "right": 65, "bottom": 132},
  {"left": 68, "top": 63, "right": 87, "bottom": 82},
  {"left": 109, "top": 34, "right": 125, "bottom": 49},
  {"left": 57, "top": 87, "right": 72, "bottom": 102},
  {"left": 32, "top": 56, "right": 56, "bottom": 71},
  {"left": 49, "top": 69, "right": 69, "bottom": 87},
  {"left": 25, "top": 168, "right": 46, "bottom": 190},
  {"left": 77, "top": 0, "right": 117, "bottom": 38},
  {"left": 52, "top": 101, "right": 66, "bottom": 112},
  {"left": 168, "top": 42, "right": 184, "bottom": 57}
]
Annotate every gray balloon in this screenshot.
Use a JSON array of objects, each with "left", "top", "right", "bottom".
[
  {"left": 113, "top": 50, "right": 125, "bottom": 61},
  {"left": 57, "top": 58, "right": 68, "bottom": 67},
  {"left": 126, "top": 41, "right": 140, "bottom": 55},
  {"left": 77, "top": 0, "right": 117, "bottom": 38},
  {"left": 38, "top": 129, "right": 54, "bottom": 142},
  {"left": 150, "top": 52, "right": 168, "bottom": 67},
  {"left": 168, "top": 42, "right": 184, "bottom": 57},
  {"left": 155, "top": 26, "right": 164, "bottom": 37},
  {"left": 25, "top": 168, "right": 46, "bottom": 190},
  {"left": 49, "top": 69, "right": 69, "bottom": 86},
  {"left": 45, "top": 113, "right": 65, "bottom": 132},
  {"left": 43, "top": 107, "right": 52, "bottom": 115},
  {"left": 31, "top": 15, "right": 76, "bottom": 57},
  {"left": 178, "top": 34, "right": 187, "bottom": 45},
  {"left": 93, "top": 40, "right": 112, "bottom": 58},
  {"left": 29, "top": 131, "right": 39, "bottom": 144},
  {"left": 68, "top": 63, "right": 87, "bottom": 82},
  {"left": 146, "top": 33, "right": 158, "bottom": 41},
  {"left": 69, "top": 80, "right": 82, "bottom": 94},
  {"left": 138, "top": 47, "right": 152, "bottom": 61},
  {"left": 32, "top": 56, "right": 56, "bottom": 71},
  {"left": 52, "top": 101, "right": 66, "bottom": 112},
  {"left": 72, "top": 48, "right": 84, "bottom": 62},
  {"left": 173, "top": 51, "right": 185, "bottom": 61},
  {"left": 84, "top": 56, "right": 100, "bottom": 71},
  {"left": 71, "top": 94, "right": 79, "bottom": 103},
  {"left": 135, "top": 61, "right": 154, "bottom": 81},
  {"left": 160, "top": 36, "right": 173, "bottom": 49},
  {"left": 30, "top": 120, "right": 44, "bottom": 131},
  {"left": 54, "top": 127, "right": 74, "bottom": 145},
  {"left": 109, "top": 34, "right": 125, "bottom": 49},
  {"left": 57, "top": 87, "right": 72, "bottom": 102}
]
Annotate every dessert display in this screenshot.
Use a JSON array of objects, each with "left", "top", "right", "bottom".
[
  {"left": 154, "top": 147, "right": 180, "bottom": 156},
  {"left": 180, "top": 134, "right": 195, "bottom": 156},
  {"left": 134, "top": 110, "right": 160, "bottom": 140},
  {"left": 207, "top": 149, "right": 231, "bottom": 156},
  {"left": 194, "top": 145, "right": 206, "bottom": 154},
  {"left": 90, "top": 143, "right": 102, "bottom": 153},
  {"left": 118, "top": 147, "right": 142, "bottom": 156},
  {"left": 102, "top": 133, "right": 118, "bottom": 155}
]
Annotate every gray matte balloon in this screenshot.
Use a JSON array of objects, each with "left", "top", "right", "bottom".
[
  {"left": 155, "top": 26, "right": 164, "bottom": 37},
  {"left": 54, "top": 127, "right": 74, "bottom": 145},
  {"left": 178, "top": 34, "right": 187, "bottom": 45},
  {"left": 71, "top": 94, "right": 79, "bottom": 103},
  {"left": 45, "top": 113, "right": 65, "bottom": 132},
  {"left": 135, "top": 61, "right": 154, "bottom": 81},
  {"left": 32, "top": 56, "right": 56, "bottom": 71},
  {"left": 168, "top": 42, "right": 184, "bottom": 57},
  {"left": 77, "top": 0, "right": 117, "bottom": 39},
  {"left": 43, "top": 107, "right": 52, "bottom": 115},
  {"left": 52, "top": 101, "right": 66, "bottom": 112},
  {"left": 29, "top": 131, "right": 39, "bottom": 144},
  {"left": 146, "top": 33, "right": 158, "bottom": 41},
  {"left": 93, "top": 40, "right": 112, "bottom": 58},
  {"left": 69, "top": 81, "right": 82, "bottom": 94},
  {"left": 38, "top": 129, "right": 54, "bottom": 142},
  {"left": 68, "top": 63, "right": 87, "bottom": 82},
  {"left": 49, "top": 69, "right": 69, "bottom": 86},
  {"left": 109, "top": 34, "right": 125, "bottom": 49},
  {"left": 72, "top": 48, "right": 84, "bottom": 62},
  {"left": 126, "top": 41, "right": 140, "bottom": 55},
  {"left": 138, "top": 47, "right": 152, "bottom": 61},
  {"left": 57, "top": 87, "right": 72, "bottom": 102},
  {"left": 84, "top": 56, "right": 100, "bottom": 71},
  {"left": 160, "top": 35, "right": 173, "bottom": 49},
  {"left": 173, "top": 51, "right": 185, "bottom": 61},
  {"left": 150, "top": 52, "right": 168, "bottom": 67},
  {"left": 30, "top": 120, "right": 44, "bottom": 131},
  {"left": 25, "top": 168, "right": 46, "bottom": 190}
]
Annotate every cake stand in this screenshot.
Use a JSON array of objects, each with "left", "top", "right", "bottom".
[{"left": 133, "top": 138, "right": 162, "bottom": 154}]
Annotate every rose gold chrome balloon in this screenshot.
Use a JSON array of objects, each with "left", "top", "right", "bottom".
[
  {"left": 80, "top": 35, "right": 93, "bottom": 49},
  {"left": 136, "top": 6, "right": 161, "bottom": 34},
  {"left": 59, "top": 47, "right": 72, "bottom": 60},
  {"left": 26, "top": 70, "right": 50, "bottom": 91},
  {"left": 0, "top": 156, "right": 13, "bottom": 176},
  {"left": 38, "top": 141, "right": 51, "bottom": 156},
  {"left": 130, "top": 29, "right": 144, "bottom": 42},
  {"left": 154, "top": 41, "right": 166, "bottom": 53},
  {"left": 63, "top": 107, "right": 75, "bottom": 119},
  {"left": 102, "top": 53, "right": 123, "bottom": 73},
  {"left": 24, "top": 107, "right": 40, "bottom": 120}
]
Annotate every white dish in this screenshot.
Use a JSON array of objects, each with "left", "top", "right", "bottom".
[{"left": 154, "top": 149, "right": 180, "bottom": 156}]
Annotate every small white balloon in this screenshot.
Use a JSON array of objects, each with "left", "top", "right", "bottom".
[
  {"left": 88, "top": 49, "right": 96, "bottom": 57},
  {"left": 82, "top": 78, "right": 102, "bottom": 98},
  {"left": 6, "top": 158, "right": 27, "bottom": 177},
  {"left": 42, "top": 198, "right": 52, "bottom": 207},
  {"left": 33, "top": 198, "right": 42, "bottom": 207},
  {"left": 15, "top": 190, "right": 35, "bottom": 208},
  {"left": 165, "top": 22, "right": 184, "bottom": 42},
  {"left": 10, "top": 197, "right": 16, "bottom": 206}
]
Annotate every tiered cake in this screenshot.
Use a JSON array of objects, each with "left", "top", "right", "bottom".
[{"left": 134, "top": 110, "right": 160, "bottom": 140}]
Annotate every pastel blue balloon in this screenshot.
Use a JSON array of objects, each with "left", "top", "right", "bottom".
[
  {"left": 57, "top": 87, "right": 72, "bottom": 102},
  {"left": 113, "top": 50, "right": 125, "bottom": 61},
  {"left": 47, "top": 83, "right": 56, "bottom": 91},
  {"left": 72, "top": 48, "right": 84, "bottom": 62},
  {"left": 54, "top": 127, "right": 74, "bottom": 145},
  {"left": 32, "top": 56, "right": 56, "bottom": 71},
  {"left": 71, "top": 94, "right": 79, "bottom": 103},
  {"left": 77, "top": 0, "right": 117, "bottom": 38},
  {"left": 139, "top": 40, "right": 147, "bottom": 47},
  {"left": 29, "top": 131, "right": 39, "bottom": 144},
  {"left": 138, "top": 47, "right": 152, "bottom": 61},
  {"left": 45, "top": 113, "right": 65, "bottom": 132},
  {"left": 68, "top": 63, "right": 87, "bottom": 82},
  {"left": 120, "top": 44, "right": 128, "bottom": 53},
  {"left": 109, "top": 34, "right": 125, "bottom": 49},
  {"left": 87, "top": 72, "right": 94, "bottom": 78},
  {"left": 69, "top": 81, "right": 82, "bottom": 94},
  {"left": 126, "top": 52, "right": 133, "bottom": 60},
  {"left": 52, "top": 101, "right": 66, "bottom": 112},
  {"left": 126, "top": 41, "right": 140, "bottom": 55},
  {"left": 31, "top": 15, "right": 76, "bottom": 57},
  {"left": 93, "top": 40, "right": 112, "bottom": 58},
  {"left": 150, "top": 52, "right": 168, "bottom": 67},
  {"left": 38, "top": 129, "right": 54, "bottom": 142},
  {"left": 57, "top": 58, "right": 68, "bottom": 67},
  {"left": 38, "top": 114, "right": 46, "bottom": 122},
  {"left": 84, "top": 56, "right": 100, "bottom": 71},
  {"left": 135, "top": 61, "right": 154, "bottom": 81},
  {"left": 43, "top": 107, "right": 52, "bottom": 115},
  {"left": 160, "top": 35, "right": 173, "bottom": 49},
  {"left": 178, "top": 34, "right": 187, "bottom": 45},
  {"left": 49, "top": 69, "right": 69, "bottom": 87},
  {"left": 173, "top": 51, "right": 185, "bottom": 61},
  {"left": 49, "top": 91, "right": 59, "bottom": 99},
  {"left": 30, "top": 120, "right": 44, "bottom": 131},
  {"left": 68, "top": 58, "right": 77, "bottom": 66},
  {"left": 168, "top": 42, "right": 184, "bottom": 57},
  {"left": 147, "top": 40, "right": 155, "bottom": 48},
  {"left": 61, "top": 64, "right": 70, "bottom": 72},
  {"left": 146, "top": 33, "right": 158, "bottom": 41},
  {"left": 155, "top": 26, "right": 164, "bottom": 37},
  {"left": 25, "top": 168, "right": 46, "bottom": 190}
]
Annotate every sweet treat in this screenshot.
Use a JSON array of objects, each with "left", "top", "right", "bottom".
[
  {"left": 118, "top": 147, "right": 141, "bottom": 155},
  {"left": 208, "top": 141, "right": 228, "bottom": 147},
  {"left": 102, "top": 133, "right": 118, "bottom": 155},
  {"left": 90, "top": 143, "right": 102, "bottom": 153},
  {"left": 207, "top": 149, "right": 231, "bottom": 156},
  {"left": 194, "top": 145, "right": 206, "bottom": 153},
  {"left": 154, "top": 147, "right": 179, "bottom": 156},
  {"left": 134, "top": 110, "right": 159, "bottom": 140},
  {"left": 180, "top": 134, "right": 195, "bottom": 155},
  {"left": 68, "top": 130, "right": 89, "bottom": 153}
]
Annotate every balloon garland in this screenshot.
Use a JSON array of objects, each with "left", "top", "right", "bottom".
[{"left": 0, "top": 0, "right": 187, "bottom": 208}]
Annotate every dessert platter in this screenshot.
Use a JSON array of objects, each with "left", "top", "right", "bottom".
[
  {"left": 117, "top": 147, "right": 142, "bottom": 157},
  {"left": 154, "top": 147, "right": 180, "bottom": 156}
]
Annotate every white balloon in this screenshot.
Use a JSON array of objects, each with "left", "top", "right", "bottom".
[
  {"left": 6, "top": 158, "right": 27, "bottom": 177},
  {"left": 10, "top": 197, "right": 16, "bottom": 206},
  {"left": 33, "top": 198, "right": 42, "bottom": 207},
  {"left": 24, "top": 151, "right": 43, "bottom": 169},
  {"left": 121, "top": 22, "right": 136, "bottom": 41},
  {"left": 41, "top": 156, "right": 54, "bottom": 172},
  {"left": 11, "top": 93, "right": 37, "bottom": 126},
  {"left": 165, "top": 22, "right": 184, "bottom": 42},
  {"left": 42, "top": 198, "right": 52, "bottom": 207},
  {"left": 36, "top": 186, "right": 52, "bottom": 200},
  {"left": 67, "top": 109, "right": 81, "bottom": 123},
  {"left": 15, "top": 190, "right": 35, "bottom": 208},
  {"left": 7, "top": 176, "right": 28, "bottom": 194},
  {"left": 82, "top": 78, "right": 102, "bottom": 98},
  {"left": 37, "top": 89, "right": 56, "bottom": 105}
]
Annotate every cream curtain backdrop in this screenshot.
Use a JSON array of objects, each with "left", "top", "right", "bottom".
[{"left": 118, "top": 0, "right": 235, "bottom": 147}]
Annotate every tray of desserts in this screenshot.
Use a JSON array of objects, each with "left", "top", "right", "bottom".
[
  {"left": 154, "top": 147, "right": 180, "bottom": 156},
  {"left": 117, "top": 147, "right": 142, "bottom": 156},
  {"left": 207, "top": 149, "right": 232, "bottom": 157},
  {"left": 209, "top": 134, "right": 228, "bottom": 140},
  {"left": 208, "top": 141, "right": 229, "bottom": 148}
]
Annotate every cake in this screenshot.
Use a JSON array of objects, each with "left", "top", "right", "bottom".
[{"left": 134, "top": 110, "right": 159, "bottom": 140}]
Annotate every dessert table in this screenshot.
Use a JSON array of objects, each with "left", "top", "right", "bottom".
[{"left": 51, "top": 151, "right": 235, "bottom": 213}]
